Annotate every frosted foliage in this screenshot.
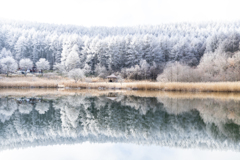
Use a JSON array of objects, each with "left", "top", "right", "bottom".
[
  {"left": 36, "top": 58, "right": 50, "bottom": 71},
  {"left": 83, "top": 63, "right": 91, "bottom": 75},
  {"left": 157, "top": 51, "right": 240, "bottom": 82},
  {"left": 18, "top": 104, "right": 33, "bottom": 114},
  {"left": 124, "top": 60, "right": 152, "bottom": 80},
  {"left": 61, "top": 45, "right": 69, "bottom": 65},
  {"left": 66, "top": 49, "right": 80, "bottom": 70},
  {"left": 19, "top": 58, "right": 33, "bottom": 70},
  {"left": 157, "top": 62, "right": 199, "bottom": 82},
  {"left": 0, "top": 56, "right": 17, "bottom": 74},
  {"left": 35, "top": 103, "right": 49, "bottom": 114},
  {"left": 95, "top": 64, "right": 108, "bottom": 78},
  {"left": 53, "top": 63, "right": 66, "bottom": 75},
  {"left": 68, "top": 68, "right": 85, "bottom": 83},
  {"left": 0, "top": 48, "right": 12, "bottom": 59},
  {"left": 140, "top": 60, "right": 149, "bottom": 71}
]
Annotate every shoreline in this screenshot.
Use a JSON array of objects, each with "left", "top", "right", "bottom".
[
  {"left": 1, "top": 88, "right": 240, "bottom": 100},
  {"left": 1, "top": 77, "right": 240, "bottom": 92}
]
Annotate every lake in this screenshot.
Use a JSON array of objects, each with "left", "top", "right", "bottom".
[{"left": 0, "top": 89, "right": 240, "bottom": 160}]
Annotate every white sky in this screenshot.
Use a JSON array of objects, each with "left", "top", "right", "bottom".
[
  {"left": 0, "top": 143, "right": 240, "bottom": 160},
  {"left": 0, "top": 0, "right": 240, "bottom": 27}
]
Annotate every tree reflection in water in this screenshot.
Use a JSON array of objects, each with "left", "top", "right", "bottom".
[{"left": 0, "top": 93, "right": 240, "bottom": 151}]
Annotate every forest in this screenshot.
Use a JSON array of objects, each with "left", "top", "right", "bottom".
[{"left": 1, "top": 19, "right": 240, "bottom": 81}]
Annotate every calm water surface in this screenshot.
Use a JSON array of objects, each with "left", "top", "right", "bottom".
[{"left": 0, "top": 90, "right": 240, "bottom": 160}]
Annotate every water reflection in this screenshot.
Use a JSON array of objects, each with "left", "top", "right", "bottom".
[{"left": 0, "top": 91, "right": 240, "bottom": 151}]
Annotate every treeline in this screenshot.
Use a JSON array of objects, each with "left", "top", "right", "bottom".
[{"left": 1, "top": 19, "right": 240, "bottom": 80}]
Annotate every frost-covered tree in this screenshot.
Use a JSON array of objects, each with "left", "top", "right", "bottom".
[
  {"left": 142, "top": 34, "right": 154, "bottom": 64},
  {"left": 19, "top": 58, "right": 33, "bottom": 73},
  {"left": 68, "top": 68, "right": 85, "bottom": 83},
  {"left": 96, "top": 39, "right": 109, "bottom": 69},
  {"left": 65, "top": 45, "right": 80, "bottom": 71},
  {"left": 61, "top": 44, "right": 70, "bottom": 66},
  {"left": 140, "top": 60, "right": 150, "bottom": 80},
  {"left": 95, "top": 64, "right": 108, "bottom": 78},
  {"left": 124, "top": 65, "right": 140, "bottom": 80},
  {"left": 53, "top": 63, "right": 66, "bottom": 76},
  {"left": 0, "top": 56, "right": 17, "bottom": 76},
  {"left": 49, "top": 34, "right": 63, "bottom": 65},
  {"left": 36, "top": 58, "right": 50, "bottom": 75},
  {"left": 0, "top": 48, "right": 12, "bottom": 59},
  {"left": 157, "top": 62, "right": 200, "bottom": 82},
  {"left": 83, "top": 63, "right": 91, "bottom": 76},
  {"left": 15, "top": 36, "right": 28, "bottom": 61}
]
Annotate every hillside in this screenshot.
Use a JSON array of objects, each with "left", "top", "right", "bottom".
[{"left": 1, "top": 19, "right": 240, "bottom": 80}]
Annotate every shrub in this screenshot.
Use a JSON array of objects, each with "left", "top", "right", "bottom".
[{"left": 68, "top": 69, "right": 85, "bottom": 83}]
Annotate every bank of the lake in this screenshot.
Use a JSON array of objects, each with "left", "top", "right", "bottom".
[
  {"left": 2, "top": 89, "right": 240, "bottom": 101},
  {"left": 1, "top": 77, "right": 240, "bottom": 92}
]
